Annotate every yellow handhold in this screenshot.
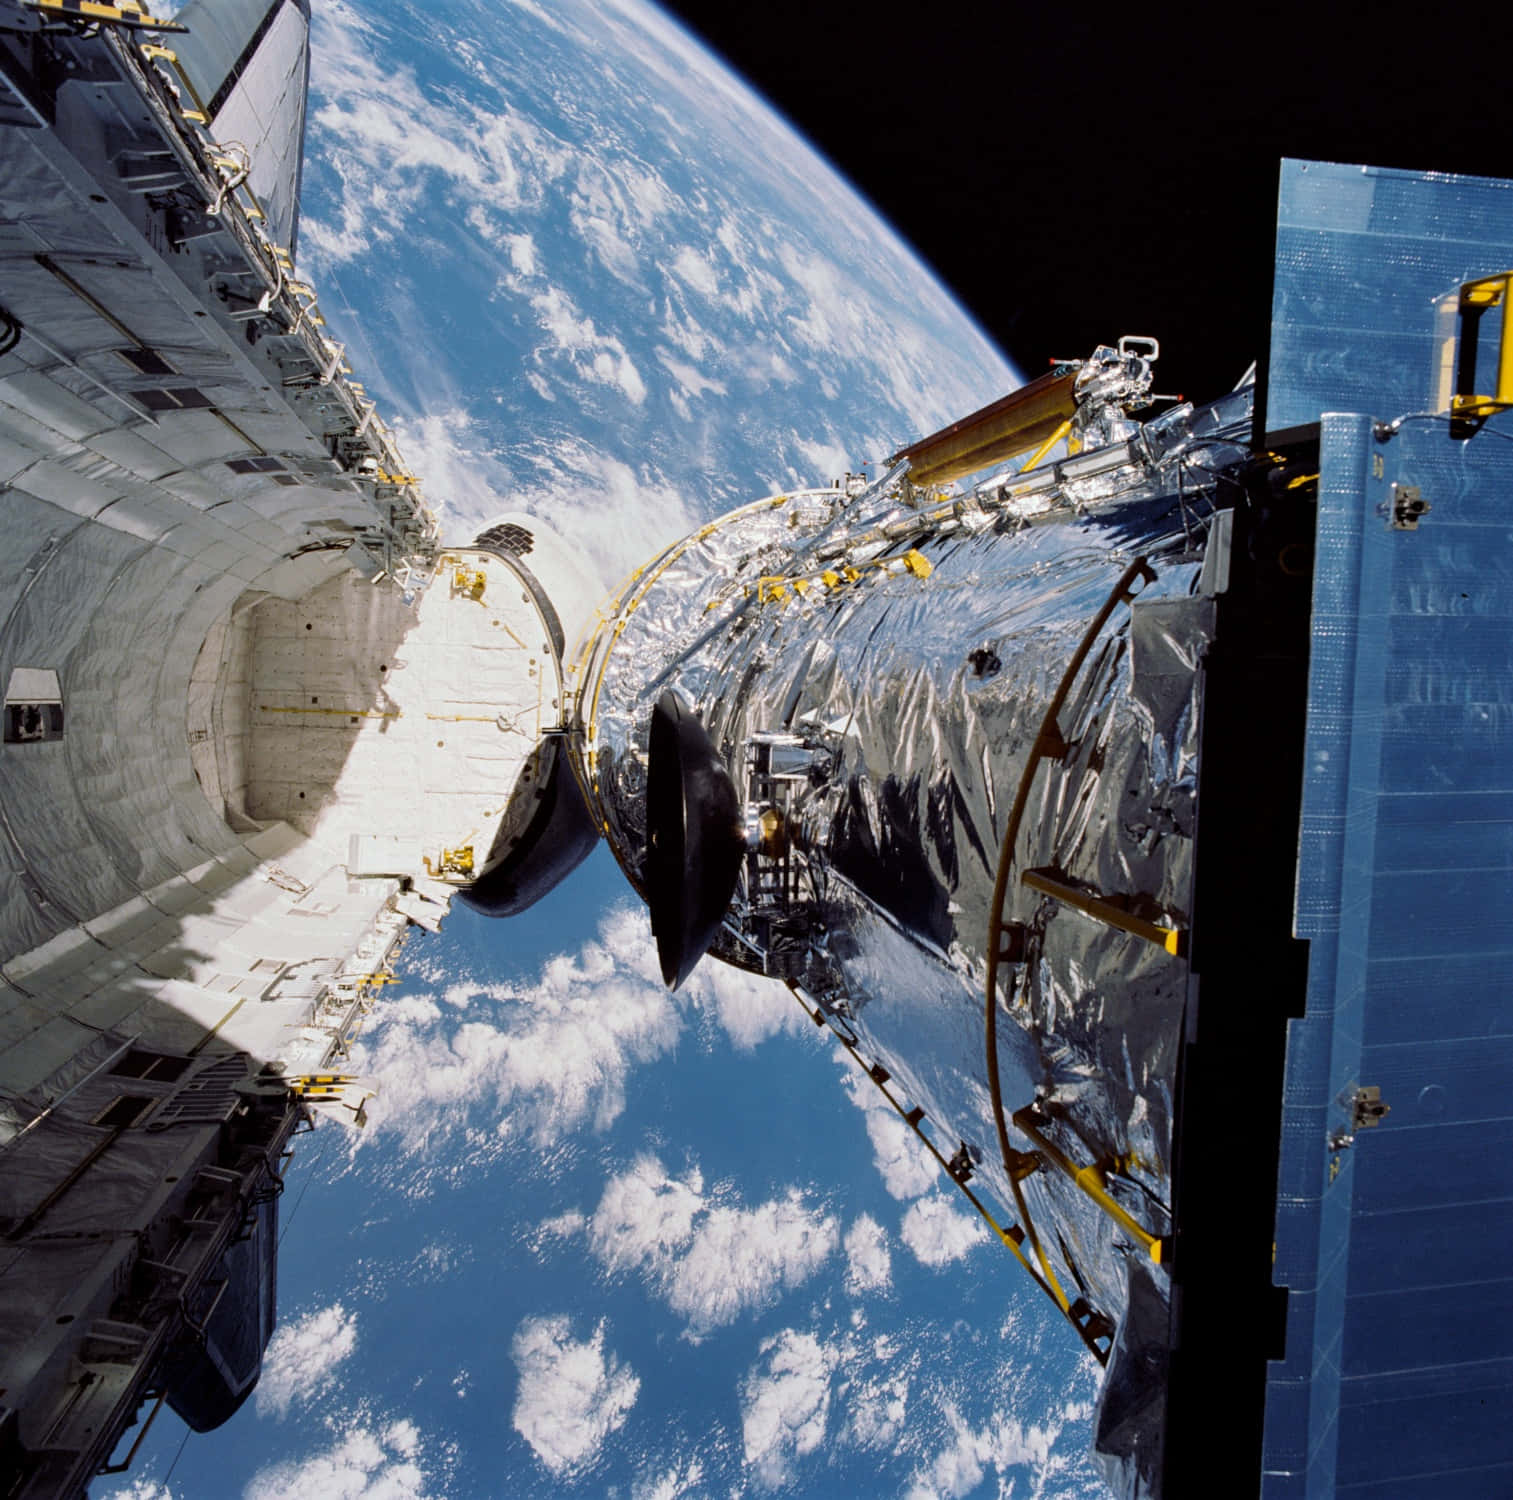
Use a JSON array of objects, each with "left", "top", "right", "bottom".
[{"left": 820, "top": 570, "right": 841, "bottom": 588}]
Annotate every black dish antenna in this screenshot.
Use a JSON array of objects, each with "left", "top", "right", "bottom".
[{"left": 645, "top": 689, "right": 745, "bottom": 989}]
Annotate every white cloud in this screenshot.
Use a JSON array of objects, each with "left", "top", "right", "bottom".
[
  {"left": 386, "top": 408, "right": 502, "bottom": 539},
  {"left": 667, "top": 1195, "right": 839, "bottom": 1339},
  {"left": 505, "top": 232, "right": 537, "bottom": 276},
  {"left": 511, "top": 1315, "right": 639, "bottom": 1478},
  {"left": 565, "top": 155, "right": 671, "bottom": 287},
  {"left": 740, "top": 1329, "right": 837, "bottom": 1490},
  {"left": 586, "top": 1154, "right": 837, "bottom": 1338},
  {"left": 841, "top": 1071, "right": 939, "bottom": 1201},
  {"left": 587, "top": 1153, "right": 704, "bottom": 1277},
  {"left": 383, "top": 1420, "right": 421, "bottom": 1459},
  {"left": 659, "top": 303, "right": 722, "bottom": 364},
  {"left": 631, "top": 1457, "right": 705, "bottom": 1500},
  {"left": 256, "top": 1303, "right": 358, "bottom": 1419},
  {"left": 536, "top": 1209, "right": 586, "bottom": 1242},
  {"left": 670, "top": 247, "right": 719, "bottom": 298},
  {"left": 793, "top": 435, "right": 852, "bottom": 485},
  {"left": 840, "top": 1368, "right": 910, "bottom": 1453},
  {"left": 656, "top": 348, "right": 727, "bottom": 402},
  {"left": 527, "top": 284, "right": 647, "bottom": 404},
  {"left": 303, "top": 2, "right": 556, "bottom": 267},
  {"left": 467, "top": 436, "right": 694, "bottom": 603},
  {"left": 351, "top": 902, "right": 811, "bottom": 1200},
  {"left": 103, "top": 1484, "right": 175, "bottom": 1500},
  {"left": 902, "top": 1399, "right": 1090, "bottom": 1500},
  {"left": 353, "top": 906, "right": 682, "bottom": 1169},
  {"left": 899, "top": 1194, "right": 990, "bottom": 1268},
  {"left": 842, "top": 1214, "right": 892, "bottom": 1295},
  {"left": 243, "top": 1420, "right": 431, "bottom": 1499},
  {"left": 687, "top": 955, "right": 808, "bottom": 1050}
]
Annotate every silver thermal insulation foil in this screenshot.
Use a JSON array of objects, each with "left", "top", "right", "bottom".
[{"left": 572, "top": 389, "right": 1252, "bottom": 1497}]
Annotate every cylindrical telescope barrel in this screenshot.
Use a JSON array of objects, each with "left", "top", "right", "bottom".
[{"left": 567, "top": 377, "right": 1264, "bottom": 1494}]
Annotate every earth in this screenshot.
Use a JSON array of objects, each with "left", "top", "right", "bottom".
[{"left": 103, "top": 1, "right": 1109, "bottom": 1495}]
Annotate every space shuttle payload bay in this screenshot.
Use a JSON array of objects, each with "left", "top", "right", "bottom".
[{"left": 0, "top": 1, "right": 568, "bottom": 1491}]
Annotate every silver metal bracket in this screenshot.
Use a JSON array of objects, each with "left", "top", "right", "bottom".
[
  {"left": 1388, "top": 482, "right": 1431, "bottom": 529},
  {"left": 1328, "top": 1085, "right": 1390, "bottom": 1152},
  {"left": 1351, "top": 1084, "right": 1390, "bottom": 1130}
]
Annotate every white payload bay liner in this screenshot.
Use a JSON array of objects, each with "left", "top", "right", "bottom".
[{"left": 0, "top": 4, "right": 562, "bottom": 1493}]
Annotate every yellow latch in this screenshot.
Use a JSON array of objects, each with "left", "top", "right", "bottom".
[
  {"left": 452, "top": 567, "right": 486, "bottom": 601},
  {"left": 437, "top": 846, "right": 474, "bottom": 877},
  {"left": 1434, "top": 271, "right": 1513, "bottom": 434},
  {"left": 287, "top": 1072, "right": 358, "bottom": 1092},
  {"left": 902, "top": 548, "right": 933, "bottom": 579}
]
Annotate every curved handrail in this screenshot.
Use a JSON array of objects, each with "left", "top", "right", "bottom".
[{"left": 983, "top": 556, "right": 1156, "bottom": 1291}]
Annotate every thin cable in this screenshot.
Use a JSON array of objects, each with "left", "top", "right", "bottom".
[
  {"left": 277, "top": 1135, "right": 330, "bottom": 1249},
  {"left": 1375, "top": 409, "right": 1513, "bottom": 442},
  {"left": 160, "top": 1420, "right": 192, "bottom": 1491}
]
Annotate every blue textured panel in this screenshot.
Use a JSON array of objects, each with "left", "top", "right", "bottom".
[
  {"left": 1269, "top": 162, "right": 1513, "bottom": 432},
  {"left": 1352, "top": 1117, "right": 1513, "bottom": 1215},
  {"left": 1262, "top": 161, "right": 1513, "bottom": 1500},
  {"left": 1348, "top": 1199, "right": 1513, "bottom": 1294}
]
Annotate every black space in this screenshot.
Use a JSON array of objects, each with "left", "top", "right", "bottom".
[{"left": 661, "top": 1, "right": 1508, "bottom": 407}]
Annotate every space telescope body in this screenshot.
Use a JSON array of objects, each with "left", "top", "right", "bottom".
[
  {"left": 571, "top": 345, "right": 1256, "bottom": 1490},
  {"left": 572, "top": 169, "right": 1513, "bottom": 1496}
]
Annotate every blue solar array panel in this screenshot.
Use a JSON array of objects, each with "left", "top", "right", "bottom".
[
  {"left": 1263, "top": 162, "right": 1513, "bottom": 1498},
  {"left": 1269, "top": 161, "right": 1513, "bottom": 432}
]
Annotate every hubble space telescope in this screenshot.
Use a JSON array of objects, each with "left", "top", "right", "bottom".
[{"left": 513, "top": 182, "right": 1513, "bottom": 1495}]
